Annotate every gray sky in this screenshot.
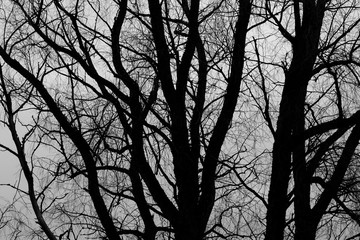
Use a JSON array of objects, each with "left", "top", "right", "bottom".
[{"left": 0, "top": 127, "right": 21, "bottom": 203}]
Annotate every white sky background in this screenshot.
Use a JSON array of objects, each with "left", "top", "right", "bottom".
[
  {"left": 0, "top": 126, "right": 21, "bottom": 204},
  {"left": 0, "top": 122, "right": 37, "bottom": 239}
]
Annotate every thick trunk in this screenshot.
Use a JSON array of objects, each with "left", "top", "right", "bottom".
[
  {"left": 265, "top": 2, "right": 325, "bottom": 236},
  {"left": 175, "top": 215, "right": 203, "bottom": 240},
  {"left": 265, "top": 57, "right": 312, "bottom": 240},
  {"left": 294, "top": 217, "right": 317, "bottom": 240},
  {"left": 265, "top": 135, "right": 292, "bottom": 240}
]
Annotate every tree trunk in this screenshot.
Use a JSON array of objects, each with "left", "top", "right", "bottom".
[
  {"left": 265, "top": 2, "right": 326, "bottom": 239},
  {"left": 294, "top": 217, "right": 317, "bottom": 240},
  {"left": 175, "top": 214, "right": 203, "bottom": 240}
]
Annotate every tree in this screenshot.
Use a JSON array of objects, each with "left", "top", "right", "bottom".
[
  {"left": 1, "top": 0, "right": 360, "bottom": 240},
  {"left": 0, "top": 0, "right": 253, "bottom": 239},
  {"left": 262, "top": 0, "right": 360, "bottom": 239}
]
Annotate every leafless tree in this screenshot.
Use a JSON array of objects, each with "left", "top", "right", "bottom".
[
  {"left": 260, "top": 1, "right": 360, "bottom": 239},
  {"left": 1, "top": 0, "right": 360, "bottom": 240},
  {"left": 0, "top": 0, "right": 254, "bottom": 239}
]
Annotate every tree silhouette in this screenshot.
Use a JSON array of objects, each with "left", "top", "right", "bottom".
[{"left": 0, "top": 0, "right": 360, "bottom": 240}]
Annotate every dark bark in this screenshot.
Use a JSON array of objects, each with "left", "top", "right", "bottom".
[
  {"left": 0, "top": 46, "right": 122, "bottom": 240},
  {"left": 0, "top": 68, "right": 57, "bottom": 240},
  {"left": 265, "top": 1, "right": 326, "bottom": 239},
  {"left": 147, "top": 1, "right": 252, "bottom": 239},
  {"left": 2, "top": 0, "right": 360, "bottom": 239},
  {"left": 197, "top": 0, "right": 252, "bottom": 236}
]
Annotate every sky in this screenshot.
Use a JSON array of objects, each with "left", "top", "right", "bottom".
[{"left": 0, "top": 126, "right": 22, "bottom": 204}]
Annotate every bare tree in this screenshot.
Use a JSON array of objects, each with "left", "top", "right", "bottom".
[
  {"left": 1, "top": 0, "right": 360, "bottom": 240},
  {"left": 261, "top": 0, "right": 360, "bottom": 239},
  {"left": 0, "top": 0, "right": 253, "bottom": 239}
]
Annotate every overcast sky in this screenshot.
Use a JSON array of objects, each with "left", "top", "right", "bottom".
[{"left": 0, "top": 127, "right": 22, "bottom": 204}]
